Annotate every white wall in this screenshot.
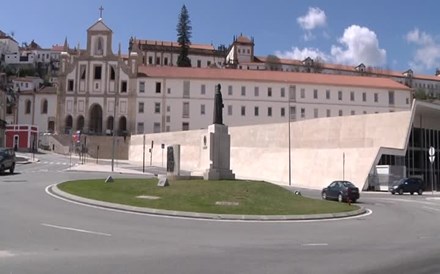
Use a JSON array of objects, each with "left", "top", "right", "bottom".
[{"left": 129, "top": 110, "right": 413, "bottom": 191}]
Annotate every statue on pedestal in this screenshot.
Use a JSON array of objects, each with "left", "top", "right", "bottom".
[{"left": 213, "top": 84, "right": 224, "bottom": 125}]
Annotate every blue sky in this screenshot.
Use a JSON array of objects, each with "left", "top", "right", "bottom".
[{"left": 2, "top": 0, "right": 440, "bottom": 74}]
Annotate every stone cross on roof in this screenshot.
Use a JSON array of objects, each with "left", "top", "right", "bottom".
[{"left": 99, "top": 6, "right": 104, "bottom": 19}]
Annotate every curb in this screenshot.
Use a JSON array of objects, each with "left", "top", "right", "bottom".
[{"left": 49, "top": 184, "right": 368, "bottom": 221}]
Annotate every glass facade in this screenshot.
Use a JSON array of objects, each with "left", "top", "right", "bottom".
[{"left": 378, "top": 127, "right": 440, "bottom": 191}]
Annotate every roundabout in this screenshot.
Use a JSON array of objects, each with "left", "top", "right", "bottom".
[{"left": 3, "top": 153, "right": 440, "bottom": 274}]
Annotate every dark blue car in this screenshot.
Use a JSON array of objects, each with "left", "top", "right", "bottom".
[{"left": 322, "top": 181, "right": 360, "bottom": 203}]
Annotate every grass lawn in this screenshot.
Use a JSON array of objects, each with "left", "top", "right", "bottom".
[{"left": 58, "top": 178, "right": 358, "bottom": 215}]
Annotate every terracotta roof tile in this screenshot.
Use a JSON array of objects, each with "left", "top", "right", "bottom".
[
  {"left": 137, "top": 39, "right": 214, "bottom": 51},
  {"left": 138, "top": 66, "right": 410, "bottom": 91}
]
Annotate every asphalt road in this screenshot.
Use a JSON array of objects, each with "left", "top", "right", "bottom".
[{"left": 2, "top": 152, "right": 440, "bottom": 274}]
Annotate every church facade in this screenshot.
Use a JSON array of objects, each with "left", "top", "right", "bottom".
[{"left": 56, "top": 18, "right": 139, "bottom": 136}]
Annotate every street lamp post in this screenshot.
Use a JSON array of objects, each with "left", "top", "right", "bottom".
[{"left": 288, "top": 86, "right": 292, "bottom": 186}]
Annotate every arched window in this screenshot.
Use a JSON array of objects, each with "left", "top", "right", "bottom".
[
  {"left": 25, "top": 100, "right": 31, "bottom": 114},
  {"left": 95, "top": 36, "right": 103, "bottom": 55},
  {"left": 41, "top": 99, "right": 48, "bottom": 114}
]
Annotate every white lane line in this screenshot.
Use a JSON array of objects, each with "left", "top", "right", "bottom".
[
  {"left": 41, "top": 223, "right": 111, "bottom": 237},
  {"left": 422, "top": 206, "right": 440, "bottom": 212},
  {"left": 0, "top": 250, "right": 15, "bottom": 257},
  {"left": 301, "top": 243, "right": 328, "bottom": 247}
]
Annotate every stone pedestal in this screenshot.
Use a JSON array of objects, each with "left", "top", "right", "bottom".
[{"left": 203, "top": 124, "right": 235, "bottom": 180}]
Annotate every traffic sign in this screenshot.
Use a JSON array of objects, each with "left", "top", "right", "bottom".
[
  {"left": 429, "top": 155, "right": 435, "bottom": 164},
  {"left": 429, "top": 146, "right": 435, "bottom": 156}
]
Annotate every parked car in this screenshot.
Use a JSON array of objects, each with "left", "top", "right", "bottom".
[
  {"left": 322, "top": 181, "right": 360, "bottom": 203},
  {"left": 389, "top": 178, "right": 424, "bottom": 195},
  {"left": 0, "top": 148, "right": 16, "bottom": 174}
]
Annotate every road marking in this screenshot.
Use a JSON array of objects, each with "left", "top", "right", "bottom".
[
  {"left": 301, "top": 243, "right": 328, "bottom": 247},
  {"left": 422, "top": 206, "right": 440, "bottom": 212},
  {"left": 0, "top": 250, "right": 15, "bottom": 257},
  {"left": 41, "top": 223, "right": 111, "bottom": 237}
]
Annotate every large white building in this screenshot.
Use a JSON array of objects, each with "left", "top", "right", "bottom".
[{"left": 134, "top": 66, "right": 411, "bottom": 134}]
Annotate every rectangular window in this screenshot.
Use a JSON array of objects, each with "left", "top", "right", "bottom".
[
  {"left": 290, "top": 106, "right": 296, "bottom": 120},
  {"left": 406, "top": 97, "right": 410, "bottom": 104},
  {"left": 121, "top": 80, "right": 127, "bottom": 93},
  {"left": 167, "top": 88, "right": 171, "bottom": 94},
  {"left": 301, "top": 108, "right": 305, "bottom": 118},
  {"left": 139, "top": 81, "right": 145, "bottom": 93},
  {"left": 374, "top": 93, "right": 379, "bottom": 102},
  {"left": 300, "top": 88, "right": 305, "bottom": 98},
  {"left": 94, "top": 65, "right": 102, "bottom": 80},
  {"left": 166, "top": 116, "right": 170, "bottom": 123},
  {"left": 289, "top": 85, "right": 296, "bottom": 101},
  {"left": 339, "top": 110, "right": 343, "bottom": 116},
  {"left": 241, "top": 106, "right": 246, "bottom": 116},
  {"left": 351, "top": 110, "right": 355, "bottom": 115},
  {"left": 314, "top": 108, "right": 318, "bottom": 118},
  {"left": 363, "top": 111, "right": 367, "bottom": 114},
  {"left": 338, "top": 91, "right": 343, "bottom": 101},
  {"left": 201, "top": 104, "right": 205, "bottom": 115},
  {"left": 197, "top": 60, "right": 201, "bottom": 68},
  {"left": 148, "top": 56, "right": 153, "bottom": 64},
  {"left": 362, "top": 92, "right": 366, "bottom": 102},
  {"left": 313, "top": 89, "right": 318, "bottom": 99},
  {"left": 281, "top": 107, "right": 285, "bottom": 117},
  {"left": 228, "top": 105, "right": 232, "bottom": 115},
  {"left": 326, "top": 109, "right": 331, "bottom": 117},
  {"left": 281, "top": 87, "right": 285, "bottom": 98},
  {"left": 207, "top": 61, "right": 211, "bottom": 66},
  {"left": 268, "top": 87, "right": 272, "bottom": 97},
  {"left": 80, "top": 65, "right": 86, "bottom": 80},
  {"left": 254, "top": 106, "right": 259, "bottom": 116},
  {"left": 68, "top": 80, "right": 74, "bottom": 91},
  {"left": 153, "top": 122, "right": 161, "bottom": 133},
  {"left": 183, "top": 81, "right": 190, "bottom": 98},
  {"left": 138, "top": 102, "right": 144, "bottom": 113},
  {"left": 164, "top": 57, "right": 168, "bottom": 66},
  {"left": 201, "top": 84, "right": 206, "bottom": 95},
  {"left": 267, "top": 107, "right": 272, "bottom": 117},
  {"left": 167, "top": 105, "right": 170, "bottom": 112},
  {"left": 155, "top": 82, "right": 161, "bottom": 93},
  {"left": 156, "top": 57, "right": 161, "bottom": 65},
  {"left": 137, "top": 122, "right": 144, "bottom": 134},
  {"left": 183, "top": 102, "right": 190, "bottom": 118},
  {"left": 228, "top": 85, "right": 233, "bottom": 96},
  {"left": 388, "top": 90, "right": 395, "bottom": 105},
  {"left": 154, "top": 102, "right": 160, "bottom": 113},
  {"left": 110, "top": 66, "right": 115, "bottom": 80},
  {"left": 326, "top": 89, "right": 330, "bottom": 99},
  {"left": 350, "top": 91, "right": 355, "bottom": 101},
  {"left": 254, "top": 86, "right": 259, "bottom": 97},
  {"left": 241, "top": 86, "right": 246, "bottom": 96},
  {"left": 182, "top": 122, "right": 189, "bottom": 131}
]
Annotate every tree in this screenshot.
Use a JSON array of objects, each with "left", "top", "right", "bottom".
[
  {"left": 176, "top": 5, "right": 192, "bottom": 67},
  {"left": 266, "top": 55, "right": 282, "bottom": 71}
]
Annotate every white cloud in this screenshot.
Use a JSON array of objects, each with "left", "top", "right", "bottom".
[
  {"left": 297, "top": 7, "right": 327, "bottom": 30},
  {"left": 275, "top": 25, "right": 387, "bottom": 67},
  {"left": 406, "top": 28, "right": 440, "bottom": 72},
  {"left": 275, "top": 47, "right": 329, "bottom": 61},
  {"left": 330, "top": 25, "right": 386, "bottom": 66}
]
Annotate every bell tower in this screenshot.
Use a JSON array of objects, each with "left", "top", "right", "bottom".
[{"left": 86, "top": 6, "right": 113, "bottom": 57}]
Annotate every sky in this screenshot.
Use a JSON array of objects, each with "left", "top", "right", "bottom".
[{"left": 2, "top": 0, "right": 440, "bottom": 75}]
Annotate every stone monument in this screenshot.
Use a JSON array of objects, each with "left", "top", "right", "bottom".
[
  {"left": 203, "top": 84, "right": 235, "bottom": 180},
  {"left": 166, "top": 144, "right": 181, "bottom": 179}
]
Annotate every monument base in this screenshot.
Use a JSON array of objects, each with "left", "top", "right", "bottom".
[
  {"left": 203, "top": 124, "right": 235, "bottom": 180},
  {"left": 203, "top": 168, "right": 235, "bottom": 180}
]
